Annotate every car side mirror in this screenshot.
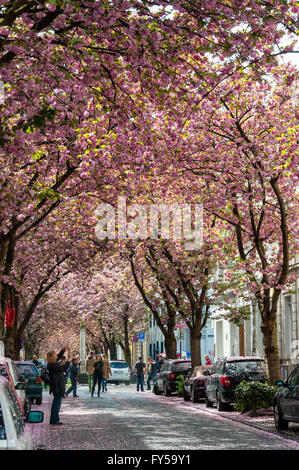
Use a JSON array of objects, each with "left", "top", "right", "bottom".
[
  {"left": 275, "top": 380, "right": 284, "bottom": 387},
  {"left": 26, "top": 410, "right": 44, "bottom": 424},
  {"left": 15, "top": 382, "right": 25, "bottom": 391}
]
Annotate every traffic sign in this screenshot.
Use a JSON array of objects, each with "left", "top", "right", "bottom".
[
  {"left": 132, "top": 336, "right": 138, "bottom": 343},
  {"left": 138, "top": 332, "right": 146, "bottom": 342}
]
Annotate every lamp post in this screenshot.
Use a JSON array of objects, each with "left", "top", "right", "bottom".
[{"left": 78, "top": 319, "right": 88, "bottom": 384}]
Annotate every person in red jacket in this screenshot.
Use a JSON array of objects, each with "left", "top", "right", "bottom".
[{"left": 205, "top": 355, "right": 212, "bottom": 365}]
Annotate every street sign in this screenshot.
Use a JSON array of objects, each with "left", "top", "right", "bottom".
[
  {"left": 132, "top": 336, "right": 138, "bottom": 343},
  {"left": 138, "top": 332, "right": 146, "bottom": 341}
]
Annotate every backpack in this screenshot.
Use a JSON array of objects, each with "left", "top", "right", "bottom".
[{"left": 40, "top": 366, "right": 51, "bottom": 385}]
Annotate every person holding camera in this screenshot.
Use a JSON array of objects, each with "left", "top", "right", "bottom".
[{"left": 47, "top": 347, "right": 70, "bottom": 425}]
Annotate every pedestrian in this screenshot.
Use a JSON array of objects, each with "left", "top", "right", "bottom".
[
  {"left": 146, "top": 357, "right": 156, "bottom": 390},
  {"left": 32, "top": 355, "right": 40, "bottom": 368},
  {"left": 66, "top": 356, "right": 80, "bottom": 397},
  {"left": 91, "top": 354, "right": 103, "bottom": 397},
  {"left": 134, "top": 356, "right": 146, "bottom": 392},
  {"left": 47, "top": 347, "right": 70, "bottom": 425},
  {"left": 86, "top": 352, "right": 96, "bottom": 393},
  {"left": 101, "top": 353, "right": 111, "bottom": 392},
  {"left": 205, "top": 354, "right": 212, "bottom": 365},
  {"left": 155, "top": 357, "right": 163, "bottom": 375}
]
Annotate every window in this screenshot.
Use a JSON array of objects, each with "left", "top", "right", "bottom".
[
  {"left": 17, "top": 364, "right": 38, "bottom": 377},
  {"left": 110, "top": 362, "right": 128, "bottom": 369},
  {"left": 0, "top": 407, "right": 6, "bottom": 440},
  {"left": 172, "top": 362, "right": 192, "bottom": 371},
  {"left": 288, "top": 367, "right": 299, "bottom": 386},
  {"left": 215, "top": 361, "right": 223, "bottom": 375},
  {"left": 224, "top": 360, "right": 265, "bottom": 375},
  {"left": 5, "top": 385, "right": 24, "bottom": 437}
]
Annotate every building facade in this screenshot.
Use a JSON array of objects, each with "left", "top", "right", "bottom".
[{"left": 147, "top": 313, "right": 215, "bottom": 364}]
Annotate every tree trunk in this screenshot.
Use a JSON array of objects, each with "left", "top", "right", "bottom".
[
  {"left": 164, "top": 332, "right": 177, "bottom": 359},
  {"left": 190, "top": 326, "right": 202, "bottom": 368},
  {"left": 109, "top": 337, "right": 117, "bottom": 360},
  {"left": 123, "top": 312, "right": 131, "bottom": 367},
  {"left": 261, "top": 314, "right": 281, "bottom": 385}
]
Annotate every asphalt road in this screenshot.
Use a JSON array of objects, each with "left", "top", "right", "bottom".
[{"left": 24, "top": 383, "right": 299, "bottom": 451}]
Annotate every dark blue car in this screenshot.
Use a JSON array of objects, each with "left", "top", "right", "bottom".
[{"left": 274, "top": 365, "right": 299, "bottom": 430}]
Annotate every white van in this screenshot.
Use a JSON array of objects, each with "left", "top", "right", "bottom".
[{"left": 0, "top": 377, "right": 43, "bottom": 450}]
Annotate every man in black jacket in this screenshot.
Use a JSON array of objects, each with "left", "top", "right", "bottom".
[
  {"left": 47, "top": 348, "right": 70, "bottom": 425},
  {"left": 134, "top": 357, "right": 146, "bottom": 392}
]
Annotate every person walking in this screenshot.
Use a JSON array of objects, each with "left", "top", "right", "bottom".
[
  {"left": 146, "top": 357, "right": 156, "bottom": 390},
  {"left": 47, "top": 348, "right": 70, "bottom": 425},
  {"left": 91, "top": 355, "right": 103, "bottom": 397},
  {"left": 101, "top": 353, "right": 111, "bottom": 392},
  {"left": 86, "top": 352, "right": 96, "bottom": 393},
  {"left": 66, "top": 357, "right": 80, "bottom": 397},
  {"left": 134, "top": 356, "right": 146, "bottom": 392}
]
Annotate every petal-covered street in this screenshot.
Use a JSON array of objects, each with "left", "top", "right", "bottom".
[{"left": 25, "top": 384, "right": 299, "bottom": 451}]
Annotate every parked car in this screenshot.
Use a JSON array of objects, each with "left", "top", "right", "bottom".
[
  {"left": 183, "top": 365, "right": 213, "bottom": 402},
  {"left": 273, "top": 364, "right": 299, "bottom": 430},
  {"left": 0, "top": 377, "right": 43, "bottom": 450},
  {"left": 108, "top": 360, "right": 131, "bottom": 385},
  {"left": 15, "top": 361, "right": 43, "bottom": 405},
  {"left": 153, "top": 359, "right": 192, "bottom": 396},
  {"left": 0, "top": 355, "right": 31, "bottom": 415},
  {"left": 205, "top": 356, "right": 267, "bottom": 411},
  {"left": 0, "top": 361, "right": 25, "bottom": 416}
]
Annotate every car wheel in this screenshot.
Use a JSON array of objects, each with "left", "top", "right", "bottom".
[
  {"left": 183, "top": 389, "right": 190, "bottom": 401},
  {"left": 36, "top": 397, "right": 42, "bottom": 405},
  {"left": 125, "top": 381, "right": 130, "bottom": 386},
  {"left": 216, "top": 392, "right": 228, "bottom": 411},
  {"left": 274, "top": 402, "right": 288, "bottom": 430},
  {"left": 164, "top": 382, "right": 171, "bottom": 396},
  {"left": 154, "top": 384, "right": 161, "bottom": 395},
  {"left": 192, "top": 387, "right": 199, "bottom": 403}
]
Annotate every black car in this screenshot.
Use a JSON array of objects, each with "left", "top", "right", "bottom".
[
  {"left": 205, "top": 356, "right": 267, "bottom": 411},
  {"left": 183, "top": 365, "right": 213, "bottom": 403},
  {"left": 153, "top": 359, "right": 192, "bottom": 396},
  {"left": 274, "top": 365, "right": 299, "bottom": 430}
]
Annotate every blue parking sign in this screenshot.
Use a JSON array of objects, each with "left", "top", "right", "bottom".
[{"left": 138, "top": 332, "right": 145, "bottom": 341}]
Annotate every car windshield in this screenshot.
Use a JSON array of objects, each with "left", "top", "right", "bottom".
[
  {"left": 5, "top": 384, "right": 24, "bottom": 436},
  {"left": 172, "top": 362, "right": 191, "bottom": 371},
  {"left": 17, "top": 364, "right": 38, "bottom": 376},
  {"left": 193, "top": 366, "right": 210, "bottom": 377},
  {"left": 110, "top": 362, "right": 128, "bottom": 369},
  {"left": 224, "top": 360, "right": 265, "bottom": 375}
]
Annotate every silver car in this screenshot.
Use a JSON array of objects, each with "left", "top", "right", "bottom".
[
  {"left": 0, "top": 377, "right": 43, "bottom": 450},
  {"left": 108, "top": 361, "right": 131, "bottom": 385}
]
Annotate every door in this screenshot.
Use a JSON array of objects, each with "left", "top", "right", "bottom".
[
  {"left": 282, "top": 367, "right": 299, "bottom": 421},
  {"left": 206, "top": 363, "right": 216, "bottom": 401}
]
